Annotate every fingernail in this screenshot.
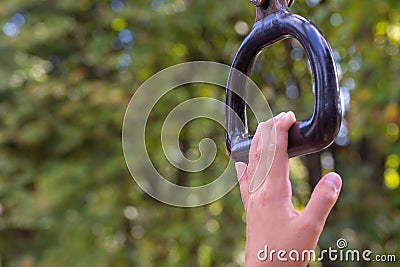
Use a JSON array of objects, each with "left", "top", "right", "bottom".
[
  {"left": 235, "top": 162, "right": 247, "bottom": 181},
  {"left": 324, "top": 173, "right": 342, "bottom": 193},
  {"left": 275, "top": 112, "right": 286, "bottom": 120},
  {"left": 286, "top": 111, "right": 296, "bottom": 121},
  {"left": 256, "top": 122, "right": 263, "bottom": 134},
  {"left": 287, "top": 110, "right": 295, "bottom": 117}
]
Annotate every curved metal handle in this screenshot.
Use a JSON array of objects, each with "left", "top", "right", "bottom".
[{"left": 225, "top": 0, "right": 341, "bottom": 163}]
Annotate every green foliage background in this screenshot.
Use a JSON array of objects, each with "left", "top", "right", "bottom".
[{"left": 0, "top": 0, "right": 399, "bottom": 266}]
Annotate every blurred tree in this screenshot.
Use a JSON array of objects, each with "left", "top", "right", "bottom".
[{"left": 0, "top": 0, "right": 398, "bottom": 266}]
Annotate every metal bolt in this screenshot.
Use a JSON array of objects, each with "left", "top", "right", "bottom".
[
  {"left": 250, "top": 0, "right": 265, "bottom": 7},
  {"left": 250, "top": 0, "right": 295, "bottom": 7}
]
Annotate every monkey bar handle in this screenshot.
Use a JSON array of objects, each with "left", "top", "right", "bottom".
[{"left": 225, "top": 0, "right": 341, "bottom": 163}]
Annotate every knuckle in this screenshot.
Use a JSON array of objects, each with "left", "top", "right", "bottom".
[
  {"left": 249, "top": 137, "right": 260, "bottom": 159},
  {"left": 262, "top": 119, "right": 275, "bottom": 129},
  {"left": 314, "top": 189, "right": 337, "bottom": 206},
  {"left": 302, "top": 217, "right": 324, "bottom": 235}
]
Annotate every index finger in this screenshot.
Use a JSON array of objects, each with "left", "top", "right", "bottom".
[{"left": 247, "top": 113, "right": 282, "bottom": 192}]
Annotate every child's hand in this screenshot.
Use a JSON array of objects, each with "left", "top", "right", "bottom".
[{"left": 235, "top": 111, "right": 342, "bottom": 267}]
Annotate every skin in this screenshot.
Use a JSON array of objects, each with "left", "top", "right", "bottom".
[{"left": 235, "top": 111, "right": 342, "bottom": 267}]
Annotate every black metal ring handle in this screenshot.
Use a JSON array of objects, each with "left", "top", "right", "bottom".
[{"left": 225, "top": 0, "right": 342, "bottom": 163}]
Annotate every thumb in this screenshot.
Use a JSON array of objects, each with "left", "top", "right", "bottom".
[
  {"left": 235, "top": 162, "right": 249, "bottom": 208},
  {"left": 301, "top": 172, "right": 342, "bottom": 232}
]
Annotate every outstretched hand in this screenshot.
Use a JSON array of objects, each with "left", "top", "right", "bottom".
[{"left": 235, "top": 111, "right": 342, "bottom": 267}]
